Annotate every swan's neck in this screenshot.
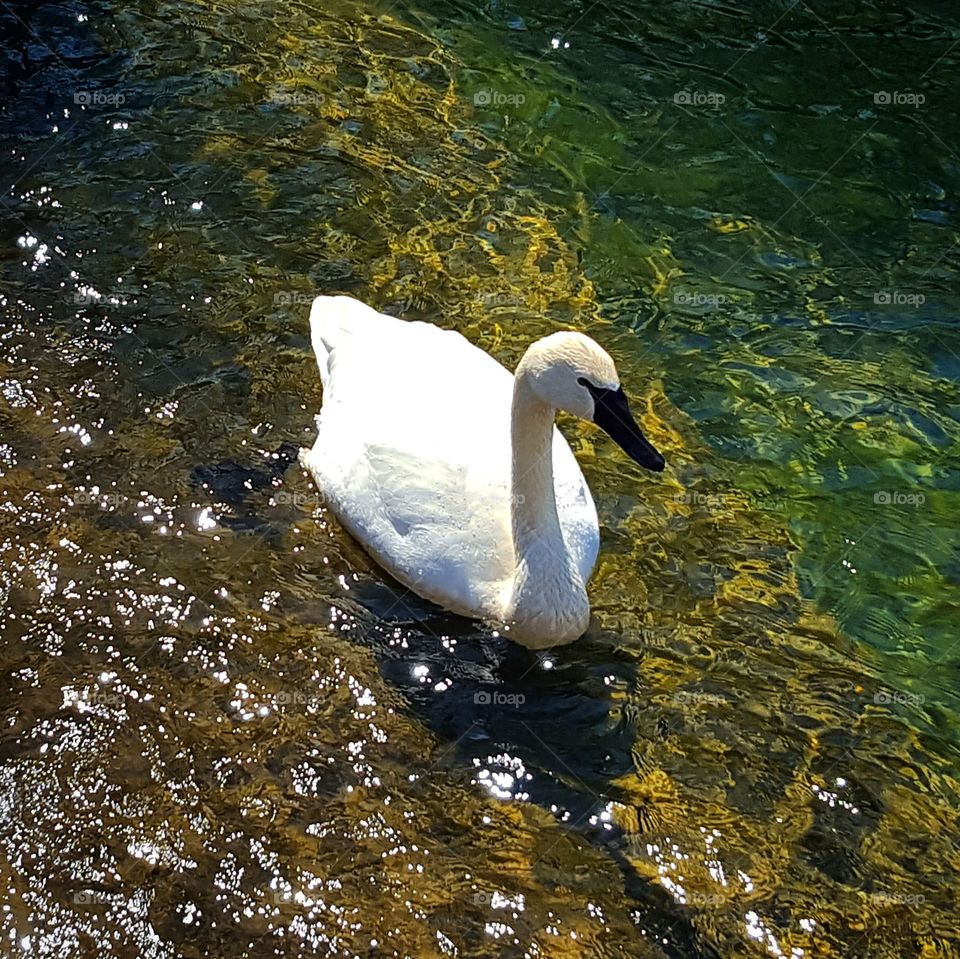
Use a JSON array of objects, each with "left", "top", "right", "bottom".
[
  {"left": 511, "top": 376, "right": 564, "bottom": 555},
  {"left": 507, "top": 373, "right": 588, "bottom": 647}
]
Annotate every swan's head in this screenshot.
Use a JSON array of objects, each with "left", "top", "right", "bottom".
[{"left": 519, "top": 331, "right": 666, "bottom": 472}]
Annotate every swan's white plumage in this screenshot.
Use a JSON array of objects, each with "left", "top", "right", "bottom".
[{"left": 300, "top": 295, "right": 599, "bottom": 628}]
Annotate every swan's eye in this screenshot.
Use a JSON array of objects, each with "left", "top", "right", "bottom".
[
  {"left": 578, "top": 376, "right": 608, "bottom": 398},
  {"left": 579, "top": 376, "right": 626, "bottom": 407}
]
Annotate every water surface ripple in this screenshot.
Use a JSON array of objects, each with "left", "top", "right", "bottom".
[{"left": 0, "top": 1, "right": 958, "bottom": 957}]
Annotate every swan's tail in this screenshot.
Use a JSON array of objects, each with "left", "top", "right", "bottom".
[
  {"left": 308, "top": 294, "right": 393, "bottom": 391},
  {"left": 308, "top": 296, "right": 337, "bottom": 391}
]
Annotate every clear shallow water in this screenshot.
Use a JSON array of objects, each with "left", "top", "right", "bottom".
[{"left": 0, "top": 1, "right": 958, "bottom": 957}]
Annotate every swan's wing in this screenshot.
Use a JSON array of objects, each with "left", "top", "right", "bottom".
[
  {"left": 309, "top": 295, "right": 406, "bottom": 393},
  {"left": 303, "top": 302, "right": 516, "bottom": 616},
  {"left": 309, "top": 297, "right": 507, "bottom": 463},
  {"left": 314, "top": 440, "right": 514, "bottom": 618}
]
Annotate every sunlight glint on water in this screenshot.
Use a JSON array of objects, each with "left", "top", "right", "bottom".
[{"left": 0, "top": 0, "right": 957, "bottom": 957}]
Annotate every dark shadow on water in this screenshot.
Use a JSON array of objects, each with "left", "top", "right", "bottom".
[{"left": 340, "top": 574, "right": 722, "bottom": 959}]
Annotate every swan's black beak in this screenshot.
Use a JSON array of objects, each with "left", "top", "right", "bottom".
[{"left": 582, "top": 380, "right": 665, "bottom": 472}]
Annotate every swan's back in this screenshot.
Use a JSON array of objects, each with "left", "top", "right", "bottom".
[{"left": 300, "top": 295, "right": 599, "bottom": 621}]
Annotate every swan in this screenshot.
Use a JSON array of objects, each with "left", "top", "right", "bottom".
[{"left": 299, "top": 295, "right": 665, "bottom": 649}]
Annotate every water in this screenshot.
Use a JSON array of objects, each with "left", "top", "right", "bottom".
[{"left": 1, "top": 0, "right": 958, "bottom": 956}]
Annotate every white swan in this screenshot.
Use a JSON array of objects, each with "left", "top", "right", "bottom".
[{"left": 299, "top": 295, "right": 665, "bottom": 649}]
